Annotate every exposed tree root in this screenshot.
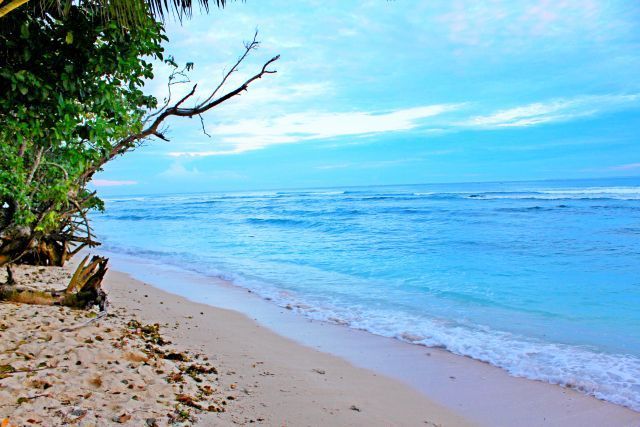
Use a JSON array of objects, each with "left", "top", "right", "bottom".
[{"left": 0, "top": 255, "right": 108, "bottom": 311}]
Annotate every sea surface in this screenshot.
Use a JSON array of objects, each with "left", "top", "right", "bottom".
[{"left": 92, "top": 177, "right": 640, "bottom": 410}]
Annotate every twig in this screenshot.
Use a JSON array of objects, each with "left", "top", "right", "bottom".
[
  {"left": 196, "top": 29, "right": 260, "bottom": 108},
  {"left": 1, "top": 366, "right": 56, "bottom": 375},
  {"left": 198, "top": 114, "right": 211, "bottom": 137},
  {"left": 0, "top": 393, "right": 51, "bottom": 408},
  {"left": 59, "top": 309, "right": 108, "bottom": 332}
]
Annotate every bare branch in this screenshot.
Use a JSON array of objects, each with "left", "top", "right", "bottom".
[
  {"left": 70, "top": 199, "right": 93, "bottom": 245},
  {"left": 144, "top": 63, "right": 194, "bottom": 125},
  {"left": 171, "top": 54, "right": 279, "bottom": 117},
  {"left": 81, "top": 39, "right": 279, "bottom": 181},
  {"left": 199, "top": 114, "right": 211, "bottom": 137},
  {"left": 196, "top": 30, "right": 260, "bottom": 108},
  {"left": 174, "top": 84, "right": 198, "bottom": 108},
  {"left": 153, "top": 131, "right": 170, "bottom": 141}
]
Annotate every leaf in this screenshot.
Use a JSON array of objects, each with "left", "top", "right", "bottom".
[
  {"left": 0, "top": 365, "right": 16, "bottom": 374},
  {"left": 65, "top": 31, "right": 74, "bottom": 45},
  {"left": 20, "top": 23, "right": 29, "bottom": 39},
  {"left": 117, "top": 414, "right": 131, "bottom": 423}
]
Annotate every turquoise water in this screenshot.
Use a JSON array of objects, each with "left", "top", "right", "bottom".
[{"left": 92, "top": 177, "right": 640, "bottom": 409}]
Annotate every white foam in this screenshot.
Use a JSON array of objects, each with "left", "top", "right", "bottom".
[{"left": 208, "top": 273, "right": 640, "bottom": 411}]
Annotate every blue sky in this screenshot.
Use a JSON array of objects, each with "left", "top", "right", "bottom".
[{"left": 92, "top": 0, "right": 640, "bottom": 195}]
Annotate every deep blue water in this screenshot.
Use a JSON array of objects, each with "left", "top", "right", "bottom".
[{"left": 92, "top": 177, "right": 640, "bottom": 409}]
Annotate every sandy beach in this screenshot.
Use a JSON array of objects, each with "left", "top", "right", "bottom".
[
  {"left": 2, "top": 1, "right": 639, "bottom": 426},
  {"left": 2, "top": 260, "right": 640, "bottom": 426},
  {"left": 1, "top": 263, "right": 467, "bottom": 426}
]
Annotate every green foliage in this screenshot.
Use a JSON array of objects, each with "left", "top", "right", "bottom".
[
  {"left": 22, "top": 1, "right": 232, "bottom": 28},
  {"left": 0, "top": 4, "right": 166, "bottom": 233}
]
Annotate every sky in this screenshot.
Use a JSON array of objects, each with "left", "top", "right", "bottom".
[{"left": 92, "top": 0, "right": 640, "bottom": 195}]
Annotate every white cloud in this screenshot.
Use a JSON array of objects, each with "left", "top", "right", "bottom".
[
  {"left": 91, "top": 179, "right": 138, "bottom": 187},
  {"left": 610, "top": 162, "right": 640, "bottom": 171},
  {"left": 204, "top": 81, "right": 334, "bottom": 118},
  {"left": 165, "top": 93, "right": 639, "bottom": 158},
  {"left": 168, "top": 104, "right": 463, "bottom": 157},
  {"left": 463, "top": 94, "right": 640, "bottom": 128},
  {"left": 315, "top": 158, "right": 419, "bottom": 170},
  {"left": 315, "top": 150, "right": 457, "bottom": 171},
  {"left": 159, "top": 162, "right": 203, "bottom": 178},
  {"left": 315, "top": 163, "right": 352, "bottom": 170},
  {"left": 159, "top": 161, "right": 248, "bottom": 180},
  {"left": 434, "top": 0, "right": 613, "bottom": 49}
]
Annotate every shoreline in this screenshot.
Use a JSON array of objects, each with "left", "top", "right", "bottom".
[
  {"left": 100, "top": 251, "right": 640, "bottom": 426},
  {"left": 104, "top": 264, "right": 470, "bottom": 426}
]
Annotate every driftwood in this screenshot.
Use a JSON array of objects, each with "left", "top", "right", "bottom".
[
  {"left": 0, "top": 255, "right": 108, "bottom": 311},
  {"left": 64, "top": 254, "right": 108, "bottom": 309}
]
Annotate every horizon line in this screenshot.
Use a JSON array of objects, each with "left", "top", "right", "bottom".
[{"left": 94, "top": 175, "right": 640, "bottom": 199}]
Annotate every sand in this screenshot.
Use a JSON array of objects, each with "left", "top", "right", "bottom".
[
  {"left": 2, "top": 261, "right": 640, "bottom": 426},
  {"left": 0, "top": 264, "right": 468, "bottom": 426},
  {"left": 0, "top": 266, "right": 245, "bottom": 426},
  {"left": 104, "top": 254, "right": 640, "bottom": 427},
  {"left": 102, "top": 269, "right": 472, "bottom": 426}
]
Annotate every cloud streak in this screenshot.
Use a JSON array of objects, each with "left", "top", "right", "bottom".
[
  {"left": 91, "top": 179, "right": 138, "bottom": 187},
  {"left": 167, "top": 93, "right": 640, "bottom": 158},
  {"left": 169, "top": 104, "right": 463, "bottom": 157},
  {"left": 462, "top": 94, "right": 640, "bottom": 128},
  {"left": 610, "top": 162, "right": 640, "bottom": 171}
]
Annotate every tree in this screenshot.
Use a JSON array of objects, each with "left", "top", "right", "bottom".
[
  {"left": 0, "top": 3, "right": 278, "bottom": 268},
  {"left": 1, "top": 0, "right": 232, "bottom": 24}
]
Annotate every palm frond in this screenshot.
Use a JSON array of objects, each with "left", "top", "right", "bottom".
[
  {"left": 2, "top": 0, "right": 235, "bottom": 24},
  {"left": 147, "top": 0, "right": 230, "bottom": 21}
]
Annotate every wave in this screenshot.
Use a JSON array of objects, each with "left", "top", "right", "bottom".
[
  {"left": 276, "top": 190, "right": 346, "bottom": 196},
  {"left": 219, "top": 278, "right": 640, "bottom": 412},
  {"left": 102, "top": 214, "right": 183, "bottom": 221},
  {"left": 93, "top": 182, "right": 640, "bottom": 412},
  {"left": 96, "top": 246, "right": 640, "bottom": 411},
  {"left": 105, "top": 187, "right": 640, "bottom": 208},
  {"left": 495, "top": 206, "right": 554, "bottom": 212},
  {"left": 543, "top": 187, "right": 640, "bottom": 195},
  {"left": 245, "top": 217, "right": 313, "bottom": 227},
  {"left": 182, "top": 200, "right": 220, "bottom": 206},
  {"left": 409, "top": 187, "right": 640, "bottom": 201}
]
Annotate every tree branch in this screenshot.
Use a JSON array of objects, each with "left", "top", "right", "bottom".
[
  {"left": 144, "top": 60, "right": 193, "bottom": 125},
  {"left": 43, "top": 161, "right": 69, "bottom": 181},
  {"left": 26, "top": 146, "right": 44, "bottom": 186},
  {"left": 196, "top": 30, "right": 260, "bottom": 108},
  {"left": 82, "top": 41, "right": 279, "bottom": 181}
]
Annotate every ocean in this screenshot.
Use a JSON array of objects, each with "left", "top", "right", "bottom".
[{"left": 92, "top": 177, "right": 640, "bottom": 410}]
